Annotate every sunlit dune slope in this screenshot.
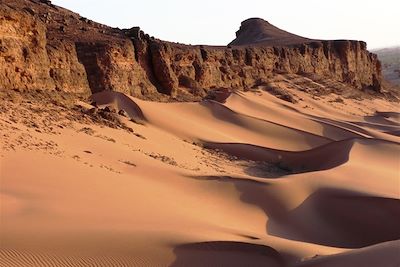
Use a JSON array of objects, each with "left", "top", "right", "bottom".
[{"left": 1, "top": 88, "right": 399, "bottom": 266}]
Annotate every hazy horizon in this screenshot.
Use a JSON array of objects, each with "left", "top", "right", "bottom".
[{"left": 48, "top": 0, "right": 400, "bottom": 49}]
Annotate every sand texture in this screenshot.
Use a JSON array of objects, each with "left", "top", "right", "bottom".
[{"left": 1, "top": 84, "right": 399, "bottom": 266}]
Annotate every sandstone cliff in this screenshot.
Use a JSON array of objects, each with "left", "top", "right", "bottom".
[{"left": 0, "top": 0, "right": 383, "bottom": 99}]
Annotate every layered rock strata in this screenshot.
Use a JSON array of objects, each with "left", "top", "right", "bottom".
[{"left": 0, "top": 1, "right": 382, "bottom": 98}]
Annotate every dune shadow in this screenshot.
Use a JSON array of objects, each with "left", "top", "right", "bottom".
[
  {"left": 190, "top": 175, "right": 268, "bottom": 186},
  {"left": 201, "top": 100, "right": 331, "bottom": 147},
  {"left": 314, "top": 118, "right": 369, "bottom": 138},
  {"left": 170, "top": 241, "right": 285, "bottom": 267},
  {"left": 283, "top": 105, "right": 399, "bottom": 139},
  {"left": 307, "top": 111, "right": 400, "bottom": 139},
  {"left": 385, "top": 130, "right": 400, "bottom": 137},
  {"left": 237, "top": 184, "right": 400, "bottom": 249},
  {"left": 243, "top": 161, "right": 291, "bottom": 178},
  {"left": 232, "top": 180, "right": 400, "bottom": 248},
  {"left": 190, "top": 175, "right": 400, "bottom": 249},
  {"left": 364, "top": 112, "right": 400, "bottom": 127},
  {"left": 203, "top": 139, "right": 354, "bottom": 176},
  {"left": 265, "top": 189, "right": 400, "bottom": 248},
  {"left": 344, "top": 121, "right": 400, "bottom": 132},
  {"left": 200, "top": 100, "right": 248, "bottom": 127}
]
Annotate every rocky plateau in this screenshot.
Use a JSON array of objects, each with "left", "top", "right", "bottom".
[{"left": 0, "top": 0, "right": 387, "bottom": 101}]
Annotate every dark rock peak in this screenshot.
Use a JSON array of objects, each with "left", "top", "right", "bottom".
[{"left": 229, "top": 18, "right": 312, "bottom": 47}]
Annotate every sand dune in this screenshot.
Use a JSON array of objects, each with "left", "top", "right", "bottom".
[
  {"left": 91, "top": 91, "right": 147, "bottom": 122},
  {"left": 1, "top": 88, "right": 399, "bottom": 266},
  {"left": 204, "top": 137, "right": 399, "bottom": 174},
  {"left": 267, "top": 188, "right": 400, "bottom": 248},
  {"left": 93, "top": 92, "right": 332, "bottom": 151}
]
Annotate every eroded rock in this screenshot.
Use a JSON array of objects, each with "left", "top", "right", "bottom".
[{"left": 0, "top": 0, "right": 384, "bottom": 100}]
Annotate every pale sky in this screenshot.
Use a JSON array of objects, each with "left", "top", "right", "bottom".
[{"left": 52, "top": 0, "right": 399, "bottom": 49}]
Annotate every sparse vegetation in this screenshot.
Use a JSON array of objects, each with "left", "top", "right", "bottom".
[
  {"left": 146, "top": 153, "right": 178, "bottom": 166},
  {"left": 120, "top": 160, "right": 136, "bottom": 167}
]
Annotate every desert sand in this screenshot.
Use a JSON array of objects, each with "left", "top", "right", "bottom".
[
  {"left": 1, "top": 82, "right": 399, "bottom": 266},
  {"left": 1, "top": 1, "right": 398, "bottom": 265}
]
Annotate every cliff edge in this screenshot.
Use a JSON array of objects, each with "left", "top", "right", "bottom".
[{"left": 0, "top": 0, "right": 383, "bottom": 99}]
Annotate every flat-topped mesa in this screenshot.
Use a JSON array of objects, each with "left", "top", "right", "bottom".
[
  {"left": 0, "top": 0, "right": 383, "bottom": 99},
  {"left": 229, "top": 18, "right": 312, "bottom": 46},
  {"left": 136, "top": 19, "right": 382, "bottom": 95}
]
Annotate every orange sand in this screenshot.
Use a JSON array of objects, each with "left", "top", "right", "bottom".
[{"left": 1, "top": 89, "right": 399, "bottom": 266}]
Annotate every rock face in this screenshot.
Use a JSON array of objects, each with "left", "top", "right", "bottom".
[
  {"left": 0, "top": 3, "right": 56, "bottom": 91},
  {"left": 0, "top": 0, "right": 383, "bottom": 98},
  {"left": 142, "top": 39, "right": 382, "bottom": 96}
]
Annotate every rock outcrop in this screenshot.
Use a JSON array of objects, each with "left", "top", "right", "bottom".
[
  {"left": 0, "top": 3, "right": 56, "bottom": 91},
  {"left": 228, "top": 18, "right": 311, "bottom": 46},
  {"left": 0, "top": 0, "right": 383, "bottom": 99}
]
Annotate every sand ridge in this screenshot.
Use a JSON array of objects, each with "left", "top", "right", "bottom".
[{"left": 1, "top": 87, "right": 399, "bottom": 266}]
